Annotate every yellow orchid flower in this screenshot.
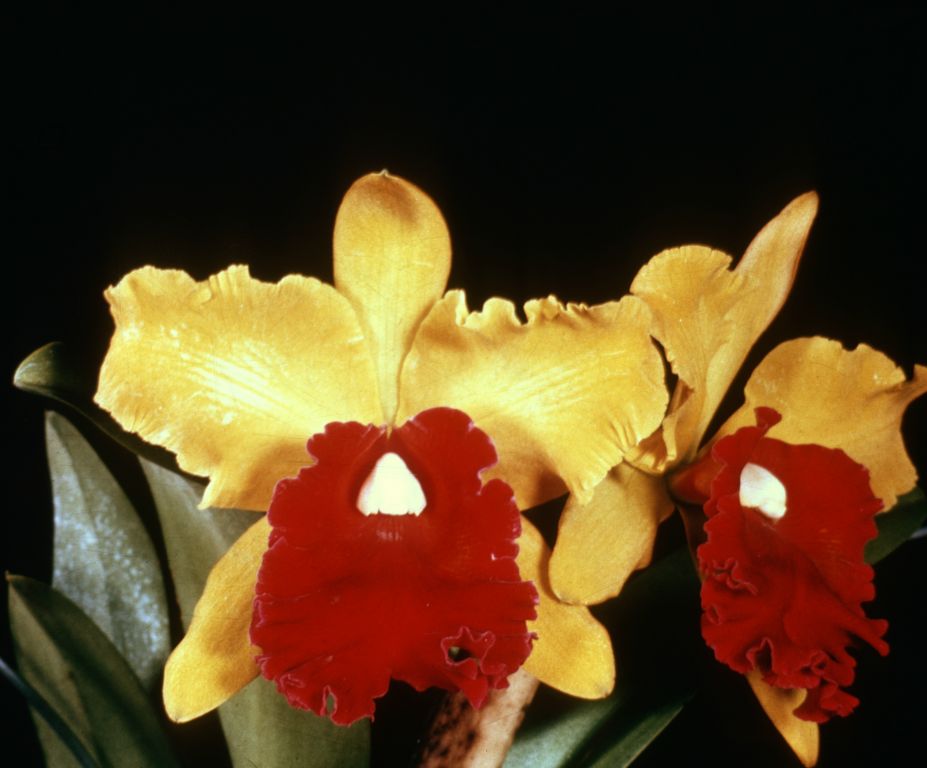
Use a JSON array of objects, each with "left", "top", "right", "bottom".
[
  {"left": 547, "top": 193, "right": 926, "bottom": 766},
  {"left": 93, "top": 172, "right": 669, "bottom": 725}
]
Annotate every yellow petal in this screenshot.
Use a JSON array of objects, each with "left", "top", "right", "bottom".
[
  {"left": 163, "top": 517, "right": 269, "bottom": 721},
  {"left": 746, "top": 671, "right": 819, "bottom": 767},
  {"left": 715, "top": 337, "right": 927, "bottom": 510},
  {"left": 398, "top": 292, "right": 667, "bottom": 508},
  {"left": 518, "top": 518, "right": 615, "bottom": 698},
  {"left": 96, "top": 265, "right": 381, "bottom": 511},
  {"left": 629, "top": 192, "right": 819, "bottom": 469},
  {"left": 333, "top": 172, "right": 451, "bottom": 424},
  {"left": 550, "top": 464, "right": 675, "bottom": 605}
]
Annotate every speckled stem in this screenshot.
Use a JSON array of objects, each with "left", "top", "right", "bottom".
[{"left": 417, "top": 670, "right": 539, "bottom": 768}]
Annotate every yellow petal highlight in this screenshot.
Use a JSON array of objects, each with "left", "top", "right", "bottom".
[
  {"left": 716, "top": 337, "right": 927, "bottom": 510},
  {"left": 550, "top": 463, "right": 675, "bottom": 605},
  {"left": 629, "top": 192, "right": 819, "bottom": 470},
  {"left": 747, "top": 671, "right": 819, "bottom": 767},
  {"left": 398, "top": 291, "right": 667, "bottom": 509},
  {"left": 163, "top": 517, "right": 269, "bottom": 722},
  {"left": 96, "top": 265, "right": 381, "bottom": 511},
  {"left": 518, "top": 518, "right": 615, "bottom": 698},
  {"left": 333, "top": 172, "right": 451, "bottom": 424}
]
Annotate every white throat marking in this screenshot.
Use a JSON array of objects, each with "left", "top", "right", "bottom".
[
  {"left": 356, "top": 452, "right": 426, "bottom": 517},
  {"left": 739, "top": 462, "right": 787, "bottom": 520}
]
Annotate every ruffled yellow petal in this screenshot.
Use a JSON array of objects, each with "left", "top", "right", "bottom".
[
  {"left": 550, "top": 463, "right": 675, "bottom": 605},
  {"left": 96, "top": 265, "right": 381, "bottom": 510},
  {"left": 747, "top": 671, "right": 819, "bottom": 767},
  {"left": 398, "top": 291, "right": 667, "bottom": 508},
  {"left": 163, "top": 517, "right": 269, "bottom": 722},
  {"left": 629, "top": 192, "right": 819, "bottom": 470},
  {"left": 518, "top": 518, "right": 615, "bottom": 698},
  {"left": 333, "top": 172, "right": 451, "bottom": 424},
  {"left": 715, "top": 337, "right": 927, "bottom": 509}
]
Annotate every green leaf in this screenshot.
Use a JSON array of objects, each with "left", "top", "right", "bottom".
[
  {"left": 583, "top": 695, "right": 687, "bottom": 768},
  {"left": 503, "top": 697, "right": 618, "bottom": 767},
  {"left": 7, "top": 575, "right": 179, "bottom": 768},
  {"left": 142, "top": 461, "right": 371, "bottom": 767},
  {"left": 866, "top": 487, "right": 927, "bottom": 564},
  {"left": 0, "top": 655, "right": 98, "bottom": 768},
  {"left": 141, "top": 459, "right": 254, "bottom": 625},
  {"left": 506, "top": 548, "right": 699, "bottom": 768},
  {"left": 220, "top": 676, "right": 370, "bottom": 768},
  {"left": 14, "top": 342, "right": 178, "bottom": 471},
  {"left": 46, "top": 412, "right": 170, "bottom": 690},
  {"left": 506, "top": 692, "right": 687, "bottom": 768}
]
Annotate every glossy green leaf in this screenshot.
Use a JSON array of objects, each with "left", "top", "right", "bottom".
[
  {"left": 8, "top": 575, "right": 179, "bottom": 768},
  {"left": 506, "top": 548, "right": 699, "bottom": 768},
  {"left": 142, "top": 461, "right": 371, "bottom": 768},
  {"left": 46, "top": 412, "right": 169, "bottom": 690},
  {"left": 866, "top": 486, "right": 927, "bottom": 564},
  {"left": 14, "top": 342, "right": 178, "bottom": 471}
]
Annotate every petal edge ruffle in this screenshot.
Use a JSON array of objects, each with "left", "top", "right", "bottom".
[
  {"left": 629, "top": 192, "right": 818, "bottom": 470},
  {"left": 398, "top": 291, "right": 668, "bottom": 509},
  {"left": 251, "top": 408, "right": 537, "bottom": 724},
  {"left": 96, "top": 265, "right": 382, "bottom": 510},
  {"left": 714, "top": 338, "right": 927, "bottom": 509}
]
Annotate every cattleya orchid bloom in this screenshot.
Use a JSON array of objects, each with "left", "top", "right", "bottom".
[
  {"left": 548, "top": 193, "right": 927, "bottom": 765},
  {"left": 93, "top": 172, "right": 670, "bottom": 725},
  {"left": 673, "top": 342, "right": 925, "bottom": 765}
]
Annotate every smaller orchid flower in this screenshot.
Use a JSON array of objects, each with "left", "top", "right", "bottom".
[
  {"left": 672, "top": 339, "right": 925, "bottom": 765},
  {"left": 548, "top": 194, "right": 926, "bottom": 766},
  {"left": 94, "top": 172, "right": 669, "bottom": 725}
]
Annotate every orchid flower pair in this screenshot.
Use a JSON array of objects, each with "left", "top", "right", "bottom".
[{"left": 94, "top": 173, "right": 924, "bottom": 765}]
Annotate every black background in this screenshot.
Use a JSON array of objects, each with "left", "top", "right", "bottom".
[{"left": 6, "top": 7, "right": 925, "bottom": 767}]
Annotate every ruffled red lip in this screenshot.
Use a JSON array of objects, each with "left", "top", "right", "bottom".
[
  {"left": 250, "top": 407, "right": 538, "bottom": 725},
  {"left": 697, "top": 407, "right": 888, "bottom": 722}
]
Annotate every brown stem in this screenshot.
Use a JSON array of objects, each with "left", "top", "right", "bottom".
[{"left": 417, "top": 670, "right": 539, "bottom": 768}]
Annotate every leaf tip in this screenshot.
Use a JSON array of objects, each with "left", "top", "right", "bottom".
[{"left": 13, "top": 342, "right": 61, "bottom": 391}]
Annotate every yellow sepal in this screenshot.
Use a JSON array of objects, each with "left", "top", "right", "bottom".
[
  {"left": 550, "top": 463, "right": 675, "bottom": 605},
  {"left": 629, "top": 192, "right": 819, "bottom": 470},
  {"left": 518, "top": 518, "right": 615, "bottom": 698},
  {"left": 747, "top": 671, "right": 820, "bottom": 767},
  {"left": 334, "top": 172, "right": 451, "bottom": 424},
  {"left": 163, "top": 518, "right": 268, "bottom": 721}
]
